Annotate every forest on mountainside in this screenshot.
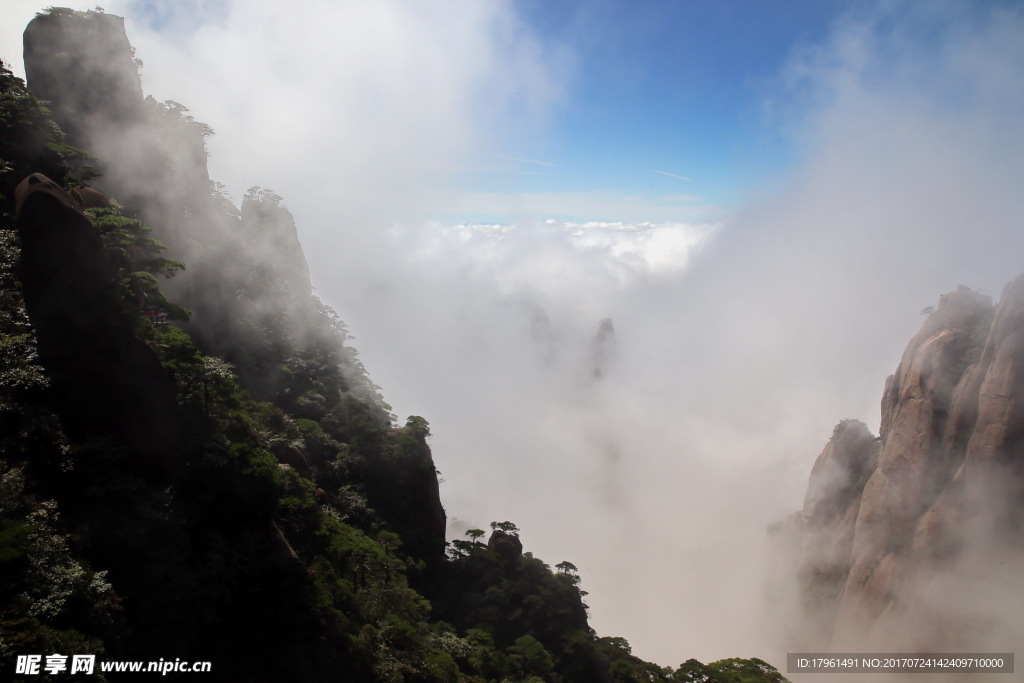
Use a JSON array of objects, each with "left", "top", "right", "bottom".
[{"left": 0, "top": 7, "right": 788, "bottom": 682}]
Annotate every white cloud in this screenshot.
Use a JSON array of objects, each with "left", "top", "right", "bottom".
[
  {"left": 449, "top": 190, "right": 714, "bottom": 223},
  {"left": 654, "top": 169, "right": 691, "bottom": 181},
  {"left": 408, "top": 219, "right": 714, "bottom": 298},
  {"left": 483, "top": 153, "right": 557, "bottom": 168},
  {"left": 95, "top": 0, "right": 567, "bottom": 264}
]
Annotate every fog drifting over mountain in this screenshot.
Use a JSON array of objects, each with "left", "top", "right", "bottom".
[{"left": 3, "top": 0, "right": 1024, "bottom": 667}]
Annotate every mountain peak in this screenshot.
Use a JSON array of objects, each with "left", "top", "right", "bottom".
[{"left": 789, "top": 276, "right": 1024, "bottom": 652}]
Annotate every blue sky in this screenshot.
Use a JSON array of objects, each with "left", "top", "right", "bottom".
[
  {"left": 447, "top": 1, "right": 855, "bottom": 221},
  {"left": 435, "top": 0, "right": 1022, "bottom": 225}
]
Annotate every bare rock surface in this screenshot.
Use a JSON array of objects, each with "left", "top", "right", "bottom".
[{"left": 791, "top": 279, "right": 1024, "bottom": 651}]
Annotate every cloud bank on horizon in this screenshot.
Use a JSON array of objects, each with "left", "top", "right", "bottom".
[{"left": 2, "top": 0, "right": 1024, "bottom": 668}]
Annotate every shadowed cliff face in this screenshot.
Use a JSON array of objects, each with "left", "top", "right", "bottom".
[
  {"left": 791, "top": 279, "right": 1024, "bottom": 652},
  {"left": 14, "top": 172, "right": 181, "bottom": 468}
]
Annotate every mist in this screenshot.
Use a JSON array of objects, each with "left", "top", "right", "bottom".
[{"left": 4, "top": 0, "right": 1024, "bottom": 670}]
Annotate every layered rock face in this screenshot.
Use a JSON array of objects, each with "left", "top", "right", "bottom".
[{"left": 792, "top": 279, "right": 1024, "bottom": 652}]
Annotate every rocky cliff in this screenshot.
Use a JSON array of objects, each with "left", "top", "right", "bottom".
[
  {"left": 23, "top": 9, "right": 161, "bottom": 213},
  {"left": 15, "top": 172, "right": 181, "bottom": 468},
  {"left": 20, "top": 9, "right": 449, "bottom": 564},
  {"left": 23, "top": 9, "right": 145, "bottom": 141},
  {"left": 791, "top": 279, "right": 1024, "bottom": 652}
]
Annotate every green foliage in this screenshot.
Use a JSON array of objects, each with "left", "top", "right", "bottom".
[
  {"left": 596, "top": 636, "right": 676, "bottom": 682},
  {"left": 244, "top": 185, "right": 284, "bottom": 206},
  {"left": 433, "top": 527, "right": 614, "bottom": 681},
  {"left": 556, "top": 560, "right": 579, "bottom": 576},
  {"left": 673, "top": 657, "right": 788, "bottom": 682},
  {"left": 405, "top": 414, "right": 431, "bottom": 438},
  {"left": 38, "top": 6, "right": 89, "bottom": 18},
  {"left": 0, "top": 233, "right": 43, "bottom": 390},
  {"left": 0, "top": 59, "right": 95, "bottom": 225},
  {"left": 148, "top": 98, "right": 214, "bottom": 139},
  {"left": 447, "top": 539, "right": 475, "bottom": 560},
  {"left": 0, "top": 231, "right": 72, "bottom": 481},
  {"left": 87, "top": 205, "right": 189, "bottom": 325},
  {"left": 490, "top": 520, "right": 520, "bottom": 535},
  {"left": 506, "top": 634, "right": 555, "bottom": 680},
  {"left": 0, "top": 463, "right": 112, "bottom": 677},
  {"left": 149, "top": 325, "right": 243, "bottom": 431}
]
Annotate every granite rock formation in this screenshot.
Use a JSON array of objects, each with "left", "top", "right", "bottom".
[
  {"left": 487, "top": 529, "right": 524, "bottom": 560},
  {"left": 791, "top": 280, "right": 1024, "bottom": 651}
]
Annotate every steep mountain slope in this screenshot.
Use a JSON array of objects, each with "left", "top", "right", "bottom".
[
  {"left": 21, "top": 6, "right": 450, "bottom": 569},
  {"left": 790, "top": 279, "right": 1024, "bottom": 652}
]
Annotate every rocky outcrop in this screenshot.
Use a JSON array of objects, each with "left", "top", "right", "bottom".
[
  {"left": 73, "top": 186, "right": 112, "bottom": 209},
  {"left": 240, "top": 192, "right": 314, "bottom": 301},
  {"left": 23, "top": 10, "right": 145, "bottom": 142},
  {"left": 794, "top": 420, "right": 877, "bottom": 646},
  {"left": 362, "top": 423, "right": 448, "bottom": 569},
  {"left": 23, "top": 10, "right": 218, "bottom": 255},
  {"left": 15, "top": 173, "right": 181, "bottom": 469},
  {"left": 23, "top": 10, "right": 167, "bottom": 215},
  {"left": 272, "top": 442, "right": 311, "bottom": 479},
  {"left": 791, "top": 280, "right": 1024, "bottom": 651},
  {"left": 487, "top": 529, "right": 524, "bottom": 560}
]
